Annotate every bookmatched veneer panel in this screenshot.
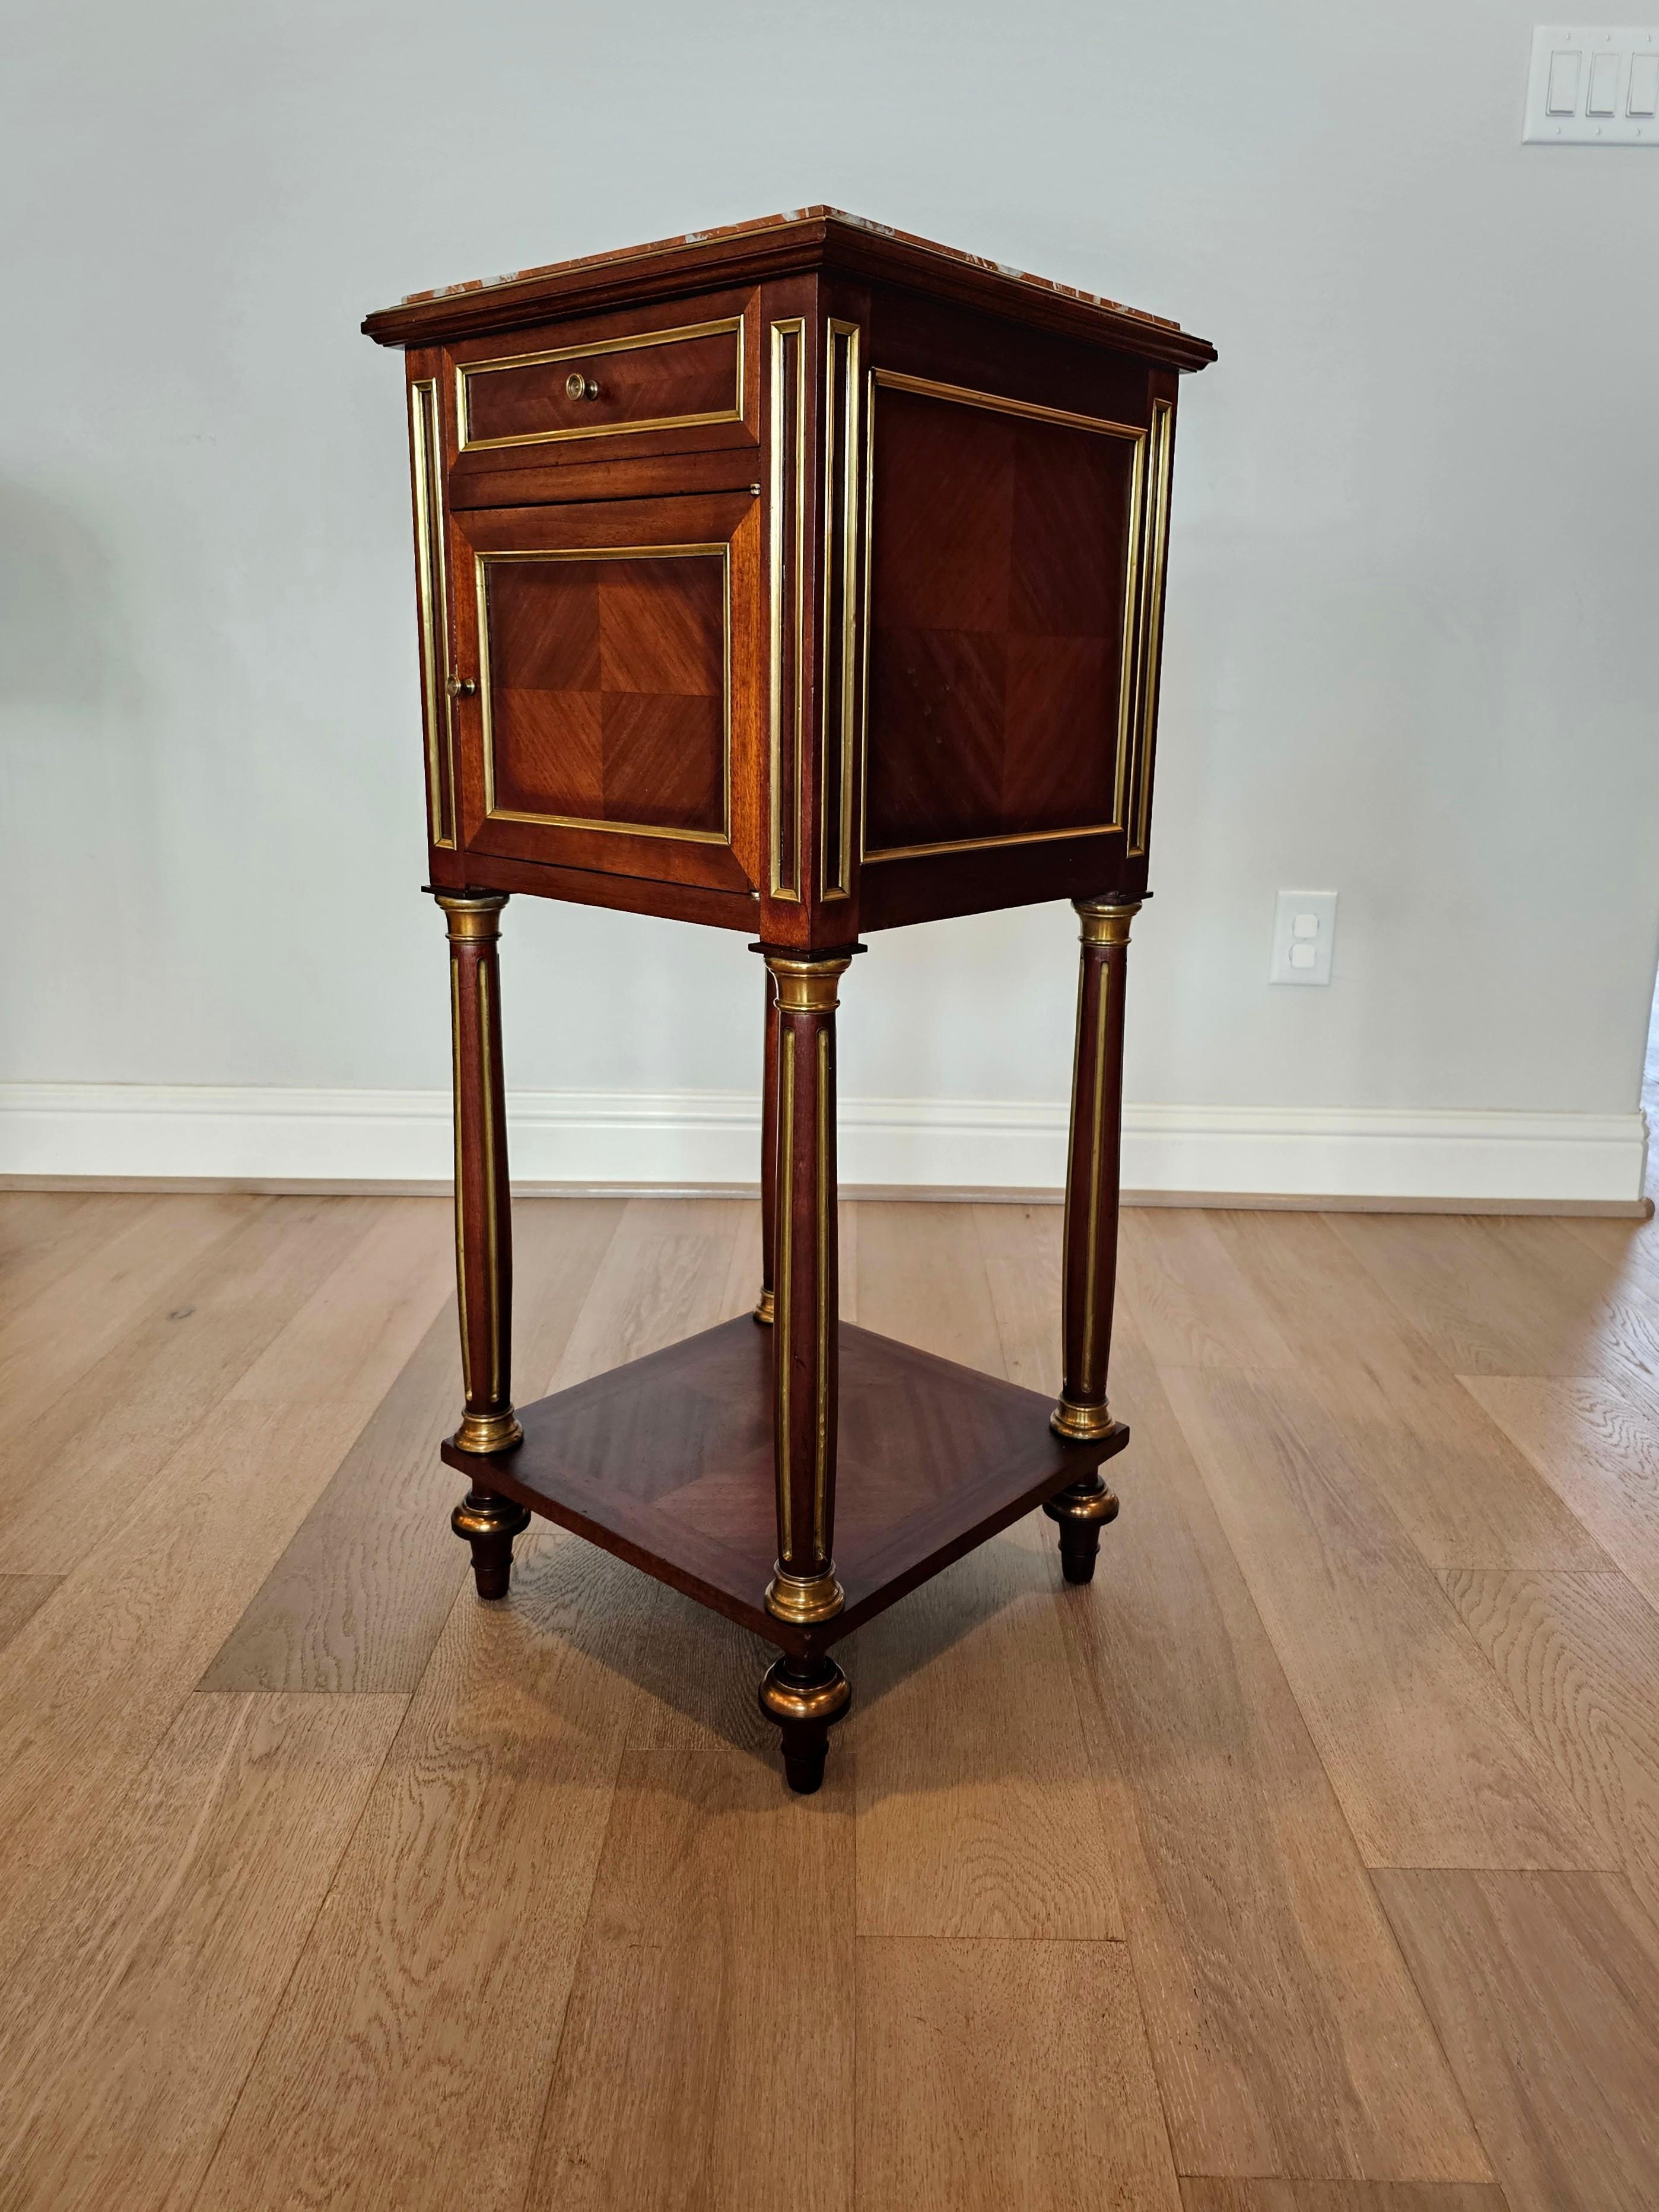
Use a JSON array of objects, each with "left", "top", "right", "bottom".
[{"left": 443, "top": 1314, "right": 1127, "bottom": 1656}]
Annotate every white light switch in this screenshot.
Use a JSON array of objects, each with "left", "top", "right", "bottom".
[
  {"left": 1524, "top": 26, "right": 1659, "bottom": 142},
  {"left": 1270, "top": 890, "right": 1337, "bottom": 987}
]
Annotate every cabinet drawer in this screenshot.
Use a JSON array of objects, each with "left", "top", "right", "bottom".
[{"left": 456, "top": 309, "right": 748, "bottom": 456}]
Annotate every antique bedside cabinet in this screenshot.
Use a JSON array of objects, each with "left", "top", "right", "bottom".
[{"left": 363, "top": 208, "right": 1215, "bottom": 1793}]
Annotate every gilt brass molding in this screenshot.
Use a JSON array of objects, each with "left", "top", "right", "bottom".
[
  {"left": 1041, "top": 1472, "right": 1120, "bottom": 1519},
  {"left": 452, "top": 1409, "right": 526, "bottom": 1457},
  {"left": 764, "top": 953, "right": 851, "bottom": 1014},
  {"left": 434, "top": 889, "right": 508, "bottom": 940},
  {"left": 473, "top": 544, "right": 732, "bottom": 847},
  {"left": 869, "top": 368, "right": 1143, "bottom": 443},
  {"left": 1075, "top": 898, "right": 1140, "bottom": 948},
  {"left": 758, "top": 1652, "right": 852, "bottom": 1723},
  {"left": 1049, "top": 1399, "right": 1119, "bottom": 1445},
  {"left": 456, "top": 315, "right": 744, "bottom": 453},
  {"left": 1123, "top": 396, "right": 1173, "bottom": 857},
  {"left": 820, "top": 319, "right": 862, "bottom": 901},
  {"left": 768, "top": 319, "right": 807, "bottom": 900},
  {"left": 764, "top": 1565, "right": 846, "bottom": 1625},
  {"left": 409, "top": 377, "right": 457, "bottom": 848}
]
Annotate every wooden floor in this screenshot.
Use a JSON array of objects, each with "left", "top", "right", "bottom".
[{"left": 3, "top": 1188, "right": 1659, "bottom": 2210}]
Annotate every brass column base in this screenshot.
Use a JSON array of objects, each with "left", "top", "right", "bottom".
[
  {"left": 1050, "top": 1396, "right": 1118, "bottom": 1443},
  {"left": 452, "top": 1485, "right": 532, "bottom": 1600},
  {"left": 764, "top": 1564, "right": 845, "bottom": 1624},
  {"left": 1043, "top": 1473, "right": 1121, "bottom": 1586},
  {"left": 758, "top": 1652, "right": 851, "bottom": 1794},
  {"left": 752, "top": 1288, "right": 776, "bottom": 1326},
  {"left": 452, "top": 1407, "right": 524, "bottom": 1455}
]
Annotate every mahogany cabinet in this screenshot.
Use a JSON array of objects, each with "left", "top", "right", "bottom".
[{"left": 364, "top": 208, "right": 1215, "bottom": 1792}]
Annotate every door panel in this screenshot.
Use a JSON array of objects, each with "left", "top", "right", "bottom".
[{"left": 450, "top": 493, "right": 762, "bottom": 895}]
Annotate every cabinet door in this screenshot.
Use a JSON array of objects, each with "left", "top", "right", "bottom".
[{"left": 449, "top": 492, "right": 762, "bottom": 895}]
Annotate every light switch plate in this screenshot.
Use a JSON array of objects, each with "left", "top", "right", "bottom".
[
  {"left": 1524, "top": 26, "right": 1659, "bottom": 142},
  {"left": 1270, "top": 890, "right": 1337, "bottom": 987}
]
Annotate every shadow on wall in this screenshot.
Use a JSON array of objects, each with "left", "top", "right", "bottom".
[
  {"left": 0, "top": 479, "right": 164, "bottom": 1078},
  {"left": 0, "top": 480, "right": 141, "bottom": 716}
]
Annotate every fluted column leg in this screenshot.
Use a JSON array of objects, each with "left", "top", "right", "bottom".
[
  {"left": 434, "top": 889, "right": 529, "bottom": 1600},
  {"left": 756, "top": 949, "right": 853, "bottom": 1791},
  {"left": 1045, "top": 897, "right": 1139, "bottom": 1584},
  {"left": 755, "top": 967, "right": 779, "bottom": 1325}
]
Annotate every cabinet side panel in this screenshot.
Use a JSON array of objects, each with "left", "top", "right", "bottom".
[{"left": 863, "top": 379, "right": 1140, "bottom": 862}]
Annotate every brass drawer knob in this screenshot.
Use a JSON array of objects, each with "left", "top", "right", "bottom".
[
  {"left": 446, "top": 676, "right": 476, "bottom": 699},
  {"left": 564, "top": 371, "right": 600, "bottom": 401}
]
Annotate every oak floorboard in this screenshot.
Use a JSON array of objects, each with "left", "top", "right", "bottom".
[
  {"left": 1119, "top": 1206, "right": 1299, "bottom": 1373},
  {"left": 0, "top": 1574, "right": 59, "bottom": 1655},
  {"left": 0, "top": 1191, "right": 105, "bottom": 1310},
  {"left": 850, "top": 1204, "right": 1117, "bottom": 1940},
  {"left": 1208, "top": 1212, "right": 1603, "bottom": 1571},
  {"left": 192, "top": 1540, "right": 655, "bottom": 2212},
  {"left": 1375, "top": 1869, "right": 1659, "bottom": 2212},
  {"left": 525, "top": 1924, "right": 853, "bottom": 2212},
  {"left": 584, "top": 1582, "right": 853, "bottom": 1949},
  {"left": 0, "top": 1195, "right": 383, "bottom": 1574},
  {"left": 1162, "top": 1366, "right": 1607, "bottom": 1870},
  {"left": 848, "top": 1197, "right": 1009, "bottom": 1372},
  {"left": 857, "top": 1938, "right": 1181, "bottom": 2212},
  {"left": 1053, "top": 1329, "right": 1490, "bottom": 2178},
  {"left": 0, "top": 1194, "right": 257, "bottom": 1502},
  {"left": 1458, "top": 1376, "right": 1659, "bottom": 1614},
  {"left": 200, "top": 1199, "right": 624, "bottom": 1693},
  {"left": 1180, "top": 2184, "right": 1508, "bottom": 2210},
  {"left": 1331, "top": 1213, "right": 1659, "bottom": 1391},
  {"left": 0, "top": 1201, "right": 452, "bottom": 1995},
  {"left": 0, "top": 1690, "right": 404, "bottom": 2212},
  {"left": 1441, "top": 1568, "right": 1659, "bottom": 1925},
  {"left": 853, "top": 1530, "right": 1121, "bottom": 1939}
]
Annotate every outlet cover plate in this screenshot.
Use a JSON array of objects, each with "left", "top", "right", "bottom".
[{"left": 1270, "top": 889, "right": 1337, "bottom": 987}]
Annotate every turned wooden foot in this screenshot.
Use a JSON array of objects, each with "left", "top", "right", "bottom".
[
  {"left": 452, "top": 1485, "right": 531, "bottom": 1600},
  {"left": 758, "top": 1652, "right": 851, "bottom": 1795},
  {"left": 1044, "top": 1471, "right": 1121, "bottom": 1586}
]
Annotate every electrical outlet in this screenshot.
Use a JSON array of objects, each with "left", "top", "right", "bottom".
[{"left": 1270, "top": 889, "right": 1337, "bottom": 986}]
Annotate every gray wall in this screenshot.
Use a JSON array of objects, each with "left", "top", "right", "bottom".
[{"left": 4, "top": 0, "right": 1655, "bottom": 1131}]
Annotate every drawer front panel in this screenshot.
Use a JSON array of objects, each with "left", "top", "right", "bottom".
[{"left": 458, "top": 317, "right": 743, "bottom": 453}]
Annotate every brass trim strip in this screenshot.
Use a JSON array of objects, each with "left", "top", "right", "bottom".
[
  {"left": 821, "top": 320, "right": 862, "bottom": 900},
  {"left": 870, "top": 367, "right": 1143, "bottom": 441},
  {"left": 859, "top": 369, "right": 1149, "bottom": 867},
  {"left": 1126, "top": 396, "right": 1174, "bottom": 857},
  {"left": 813, "top": 1022, "right": 830, "bottom": 1555},
  {"left": 1113, "top": 431, "right": 1149, "bottom": 832},
  {"left": 474, "top": 543, "right": 733, "bottom": 847},
  {"left": 456, "top": 316, "right": 744, "bottom": 453},
  {"left": 865, "top": 822, "right": 1122, "bottom": 865},
  {"left": 775, "top": 1025, "right": 796, "bottom": 1558},
  {"left": 409, "top": 377, "right": 456, "bottom": 847},
  {"left": 768, "top": 320, "right": 806, "bottom": 899}
]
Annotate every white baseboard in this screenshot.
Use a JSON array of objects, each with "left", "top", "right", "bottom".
[{"left": 0, "top": 1083, "right": 1645, "bottom": 1211}]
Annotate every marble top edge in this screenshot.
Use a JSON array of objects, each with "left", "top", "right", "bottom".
[{"left": 396, "top": 207, "right": 1180, "bottom": 330}]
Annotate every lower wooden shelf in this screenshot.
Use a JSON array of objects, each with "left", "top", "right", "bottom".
[{"left": 441, "top": 1315, "right": 1129, "bottom": 1652}]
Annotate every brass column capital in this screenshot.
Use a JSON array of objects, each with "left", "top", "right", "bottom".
[
  {"left": 763, "top": 952, "right": 853, "bottom": 1014},
  {"left": 1074, "top": 897, "right": 1141, "bottom": 949},
  {"left": 433, "top": 889, "right": 509, "bottom": 943}
]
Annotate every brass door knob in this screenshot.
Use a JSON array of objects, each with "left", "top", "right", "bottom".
[
  {"left": 564, "top": 371, "right": 600, "bottom": 401},
  {"left": 446, "top": 676, "right": 476, "bottom": 698}
]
